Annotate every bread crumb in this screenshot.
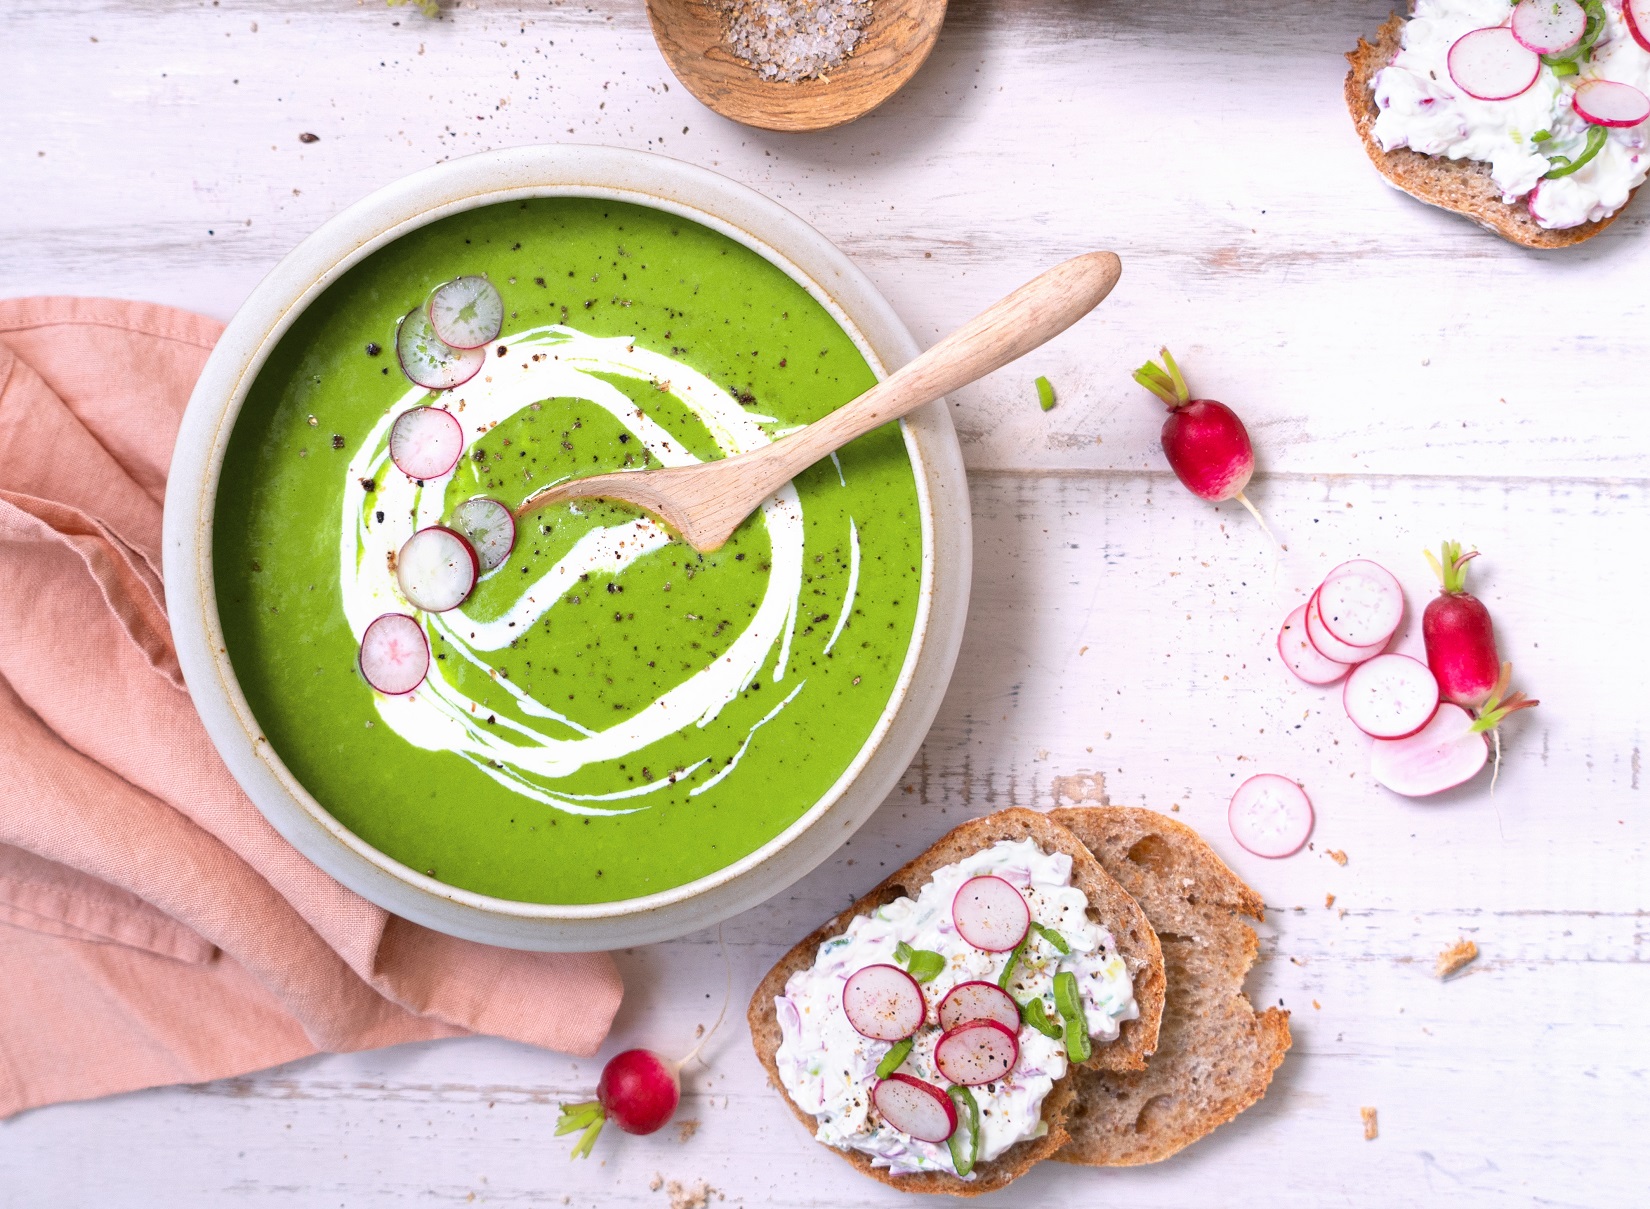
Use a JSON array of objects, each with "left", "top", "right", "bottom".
[
  {"left": 1327, "top": 849, "right": 1348, "bottom": 866},
  {"left": 1170, "top": 802, "right": 1180, "bottom": 812},
  {"left": 1361, "top": 1106, "right": 1378, "bottom": 1140},
  {"left": 677, "top": 1118, "right": 700, "bottom": 1142},
  {"left": 665, "top": 1180, "right": 715, "bottom": 1209},
  {"left": 650, "top": 1174, "right": 663, "bottom": 1192},
  {"left": 1435, "top": 937, "right": 1479, "bottom": 979},
  {"left": 1325, "top": 893, "right": 1336, "bottom": 908},
  {"left": 1312, "top": 999, "right": 1322, "bottom": 1010}
]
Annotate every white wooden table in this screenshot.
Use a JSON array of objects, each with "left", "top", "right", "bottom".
[{"left": 4, "top": 1, "right": 1645, "bottom": 1204}]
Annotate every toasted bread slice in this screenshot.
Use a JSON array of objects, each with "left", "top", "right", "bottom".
[
  {"left": 1346, "top": 11, "right": 1624, "bottom": 248},
  {"left": 748, "top": 807, "right": 1165, "bottom": 1196},
  {"left": 1050, "top": 807, "right": 1291, "bottom": 1166}
]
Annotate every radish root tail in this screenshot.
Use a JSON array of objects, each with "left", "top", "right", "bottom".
[
  {"left": 676, "top": 924, "right": 730, "bottom": 1071},
  {"left": 1234, "top": 491, "right": 1286, "bottom": 551}
]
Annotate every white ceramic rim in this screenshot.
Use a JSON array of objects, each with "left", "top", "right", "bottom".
[{"left": 163, "top": 146, "right": 971, "bottom": 951}]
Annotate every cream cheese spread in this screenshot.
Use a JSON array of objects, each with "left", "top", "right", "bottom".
[
  {"left": 772, "top": 839, "right": 1138, "bottom": 1178},
  {"left": 1372, "top": 0, "right": 1650, "bottom": 228}
]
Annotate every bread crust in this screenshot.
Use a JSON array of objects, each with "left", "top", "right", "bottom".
[
  {"left": 1345, "top": 11, "right": 1625, "bottom": 248},
  {"left": 747, "top": 808, "right": 1164, "bottom": 1196},
  {"left": 1050, "top": 807, "right": 1291, "bottom": 1167}
]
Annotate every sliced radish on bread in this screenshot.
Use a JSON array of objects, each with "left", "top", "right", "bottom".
[
  {"left": 1306, "top": 590, "right": 1389, "bottom": 665},
  {"left": 389, "top": 406, "right": 465, "bottom": 481},
  {"left": 358, "top": 613, "right": 429, "bottom": 695},
  {"left": 872, "top": 1075, "right": 957, "bottom": 1142},
  {"left": 396, "top": 526, "right": 479, "bottom": 613},
  {"left": 1278, "top": 603, "right": 1351, "bottom": 685},
  {"left": 427, "top": 276, "right": 504, "bottom": 349},
  {"left": 1448, "top": 26, "right": 1540, "bottom": 101},
  {"left": 1228, "top": 774, "right": 1314, "bottom": 858},
  {"left": 937, "top": 981, "right": 1022, "bottom": 1034},
  {"left": 841, "top": 964, "right": 925, "bottom": 1041},
  {"left": 396, "top": 305, "right": 485, "bottom": 391},
  {"left": 1510, "top": 0, "right": 1586, "bottom": 54},
  {"left": 449, "top": 496, "right": 516, "bottom": 572},
  {"left": 1629, "top": 0, "right": 1650, "bottom": 53},
  {"left": 951, "top": 875, "right": 1030, "bottom": 952},
  {"left": 933, "top": 1020, "right": 1020, "bottom": 1086},
  {"left": 1370, "top": 703, "right": 1488, "bottom": 796},
  {"left": 1343, "top": 653, "right": 1441, "bottom": 739},
  {"left": 1572, "top": 79, "right": 1650, "bottom": 128}
]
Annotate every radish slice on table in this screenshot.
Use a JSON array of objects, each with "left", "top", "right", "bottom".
[
  {"left": 1305, "top": 590, "right": 1389, "bottom": 665},
  {"left": 1510, "top": 0, "right": 1586, "bottom": 54},
  {"left": 841, "top": 964, "right": 925, "bottom": 1041},
  {"left": 1629, "top": 0, "right": 1650, "bottom": 53},
  {"left": 396, "top": 305, "right": 485, "bottom": 391},
  {"left": 358, "top": 613, "right": 429, "bottom": 695},
  {"left": 1228, "top": 774, "right": 1314, "bottom": 858},
  {"left": 1317, "top": 560, "right": 1404, "bottom": 648},
  {"left": 1370, "top": 703, "right": 1487, "bottom": 796},
  {"left": 1343, "top": 654, "right": 1441, "bottom": 739},
  {"left": 1448, "top": 27, "right": 1540, "bottom": 101},
  {"left": 396, "top": 526, "right": 479, "bottom": 613},
  {"left": 937, "top": 981, "right": 1022, "bottom": 1034},
  {"left": 389, "top": 406, "right": 465, "bottom": 481},
  {"left": 1278, "top": 603, "right": 1351, "bottom": 685},
  {"left": 1573, "top": 80, "right": 1650, "bottom": 128},
  {"left": 933, "top": 1020, "right": 1020, "bottom": 1087},
  {"left": 872, "top": 1075, "right": 958, "bottom": 1142},
  {"left": 427, "top": 276, "right": 504, "bottom": 349},
  {"left": 952, "top": 875, "right": 1031, "bottom": 952},
  {"left": 449, "top": 496, "right": 516, "bottom": 572}
]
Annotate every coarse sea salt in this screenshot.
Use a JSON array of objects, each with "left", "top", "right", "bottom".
[{"left": 722, "top": 0, "right": 874, "bottom": 83}]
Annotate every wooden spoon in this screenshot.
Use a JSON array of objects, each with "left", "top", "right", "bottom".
[
  {"left": 645, "top": 0, "right": 948, "bottom": 132},
  {"left": 518, "top": 251, "right": 1122, "bottom": 552}
]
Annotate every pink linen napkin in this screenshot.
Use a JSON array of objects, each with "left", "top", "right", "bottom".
[{"left": 0, "top": 296, "right": 622, "bottom": 1118}]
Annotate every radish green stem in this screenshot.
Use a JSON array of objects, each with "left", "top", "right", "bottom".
[
  {"left": 1425, "top": 540, "right": 1480, "bottom": 595},
  {"left": 1469, "top": 663, "right": 1540, "bottom": 791}
]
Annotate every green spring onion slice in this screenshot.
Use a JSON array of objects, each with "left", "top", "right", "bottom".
[
  {"left": 1053, "top": 970, "right": 1093, "bottom": 1063},
  {"left": 875, "top": 1037, "right": 914, "bottom": 1080},
  {"left": 1544, "top": 124, "right": 1608, "bottom": 180},
  {"left": 996, "top": 936, "right": 1030, "bottom": 992},
  {"left": 1030, "top": 922, "right": 1070, "bottom": 954},
  {"left": 1035, "top": 375, "right": 1057, "bottom": 412},
  {"left": 1020, "top": 996, "right": 1064, "bottom": 1039},
  {"left": 946, "top": 1085, "right": 982, "bottom": 1177}
]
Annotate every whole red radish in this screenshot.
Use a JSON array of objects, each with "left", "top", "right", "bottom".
[
  {"left": 1134, "top": 348, "right": 1275, "bottom": 540},
  {"left": 1422, "top": 541, "right": 1500, "bottom": 709}
]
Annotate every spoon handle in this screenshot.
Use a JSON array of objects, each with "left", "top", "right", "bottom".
[{"left": 742, "top": 250, "right": 1122, "bottom": 494}]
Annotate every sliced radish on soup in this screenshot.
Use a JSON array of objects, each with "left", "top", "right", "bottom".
[
  {"left": 1572, "top": 79, "right": 1650, "bottom": 128},
  {"left": 872, "top": 1075, "right": 957, "bottom": 1143},
  {"left": 358, "top": 613, "right": 429, "bottom": 695},
  {"left": 1343, "top": 653, "right": 1441, "bottom": 739},
  {"left": 396, "top": 526, "right": 479, "bottom": 613},
  {"left": 1447, "top": 26, "right": 1540, "bottom": 101},
  {"left": 428, "top": 275, "right": 504, "bottom": 349},
  {"left": 389, "top": 406, "right": 465, "bottom": 481},
  {"left": 396, "top": 305, "right": 485, "bottom": 391},
  {"left": 952, "top": 875, "right": 1030, "bottom": 952},
  {"left": 937, "top": 980, "right": 1022, "bottom": 1034},
  {"left": 933, "top": 1020, "right": 1020, "bottom": 1086},
  {"left": 449, "top": 496, "right": 516, "bottom": 572},
  {"left": 1278, "top": 602, "right": 1351, "bottom": 685},
  {"left": 841, "top": 964, "right": 925, "bottom": 1041},
  {"left": 1228, "top": 774, "right": 1314, "bottom": 859}
]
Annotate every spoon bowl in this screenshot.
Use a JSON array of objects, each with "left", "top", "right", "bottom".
[{"left": 646, "top": 0, "right": 948, "bottom": 132}]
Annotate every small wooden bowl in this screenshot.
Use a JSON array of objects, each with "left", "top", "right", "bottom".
[{"left": 646, "top": 0, "right": 948, "bottom": 133}]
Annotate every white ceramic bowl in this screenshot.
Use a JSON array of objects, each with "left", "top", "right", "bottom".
[{"left": 164, "top": 146, "right": 970, "bottom": 951}]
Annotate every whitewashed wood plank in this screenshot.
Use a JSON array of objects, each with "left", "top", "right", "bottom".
[{"left": 4, "top": 0, "right": 1649, "bottom": 478}]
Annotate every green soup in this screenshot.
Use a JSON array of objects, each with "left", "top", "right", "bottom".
[{"left": 215, "top": 197, "right": 925, "bottom": 905}]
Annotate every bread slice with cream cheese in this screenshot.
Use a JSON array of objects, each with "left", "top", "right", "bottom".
[
  {"left": 747, "top": 807, "right": 1164, "bottom": 1196},
  {"left": 1345, "top": 10, "right": 1628, "bottom": 248}
]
